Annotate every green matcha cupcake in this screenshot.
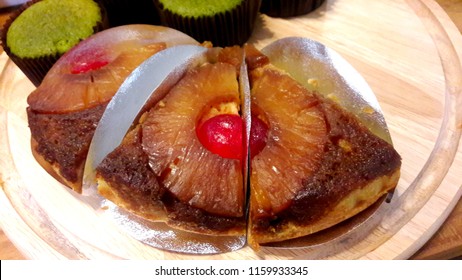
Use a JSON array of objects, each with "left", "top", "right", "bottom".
[
  {"left": 98, "top": 0, "right": 160, "bottom": 26},
  {"left": 154, "top": 0, "right": 261, "bottom": 47},
  {"left": 1, "top": 0, "right": 108, "bottom": 86},
  {"left": 260, "top": 0, "right": 325, "bottom": 18}
]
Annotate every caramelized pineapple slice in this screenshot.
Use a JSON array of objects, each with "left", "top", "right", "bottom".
[{"left": 141, "top": 62, "right": 245, "bottom": 218}]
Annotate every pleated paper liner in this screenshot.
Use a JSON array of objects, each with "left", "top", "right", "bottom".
[
  {"left": 260, "top": 0, "right": 325, "bottom": 18},
  {"left": 153, "top": 0, "right": 261, "bottom": 47},
  {"left": 97, "top": 0, "right": 160, "bottom": 27}
]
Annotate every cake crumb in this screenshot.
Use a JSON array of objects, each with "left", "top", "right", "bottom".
[
  {"left": 307, "top": 78, "right": 319, "bottom": 88},
  {"left": 327, "top": 93, "right": 339, "bottom": 103},
  {"left": 362, "top": 106, "right": 375, "bottom": 114},
  {"left": 338, "top": 139, "right": 353, "bottom": 153},
  {"left": 158, "top": 100, "right": 166, "bottom": 108}
]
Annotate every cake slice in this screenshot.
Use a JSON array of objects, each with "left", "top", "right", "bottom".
[
  {"left": 26, "top": 25, "right": 198, "bottom": 193},
  {"left": 95, "top": 47, "right": 247, "bottom": 235},
  {"left": 246, "top": 52, "right": 401, "bottom": 246}
]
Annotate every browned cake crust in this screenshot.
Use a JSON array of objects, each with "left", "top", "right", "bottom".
[
  {"left": 279, "top": 98, "right": 401, "bottom": 225},
  {"left": 96, "top": 125, "right": 246, "bottom": 236},
  {"left": 162, "top": 192, "right": 247, "bottom": 236},
  {"left": 27, "top": 103, "right": 106, "bottom": 193},
  {"left": 96, "top": 125, "right": 167, "bottom": 221}
]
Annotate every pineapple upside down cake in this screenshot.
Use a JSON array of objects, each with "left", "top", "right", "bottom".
[{"left": 26, "top": 25, "right": 401, "bottom": 249}]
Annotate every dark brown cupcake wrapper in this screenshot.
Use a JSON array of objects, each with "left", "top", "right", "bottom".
[
  {"left": 1, "top": 0, "right": 109, "bottom": 87},
  {"left": 97, "top": 0, "right": 160, "bottom": 27},
  {"left": 260, "top": 0, "right": 325, "bottom": 18},
  {"left": 154, "top": 0, "right": 261, "bottom": 47}
]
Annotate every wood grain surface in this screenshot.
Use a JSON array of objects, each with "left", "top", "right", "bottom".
[
  {"left": 409, "top": 0, "right": 462, "bottom": 260},
  {"left": 1, "top": 5, "right": 32, "bottom": 260},
  {"left": 0, "top": 0, "right": 461, "bottom": 260}
]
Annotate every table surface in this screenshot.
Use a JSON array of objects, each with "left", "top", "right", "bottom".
[{"left": 0, "top": 0, "right": 461, "bottom": 260}]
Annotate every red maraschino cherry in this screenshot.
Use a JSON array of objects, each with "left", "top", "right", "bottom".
[
  {"left": 70, "top": 49, "right": 109, "bottom": 74},
  {"left": 196, "top": 113, "right": 269, "bottom": 161},
  {"left": 250, "top": 115, "right": 269, "bottom": 159},
  {"left": 196, "top": 114, "right": 244, "bottom": 160},
  {"left": 71, "top": 59, "right": 109, "bottom": 74}
]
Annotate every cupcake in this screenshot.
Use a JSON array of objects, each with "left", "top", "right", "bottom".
[
  {"left": 153, "top": 0, "right": 261, "bottom": 47},
  {"left": 0, "top": 0, "right": 108, "bottom": 86},
  {"left": 260, "top": 0, "right": 325, "bottom": 18},
  {"left": 98, "top": 0, "right": 161, "bottom": 27}
]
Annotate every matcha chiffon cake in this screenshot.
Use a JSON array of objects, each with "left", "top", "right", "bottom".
[
  {"left": 154, "top": 0, "right": 261, "bottom": 47},
  {"left": 1, "top": 0, "right": 108, "bottom": 86}
]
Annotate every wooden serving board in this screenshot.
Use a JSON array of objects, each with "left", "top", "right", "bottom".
[{"left": 1, "top": 0, "right": 462, "bottom": 259}]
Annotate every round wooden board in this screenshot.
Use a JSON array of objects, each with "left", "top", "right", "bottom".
[{"left": 1, "top": 0, "right": 461, "bottom": 259}]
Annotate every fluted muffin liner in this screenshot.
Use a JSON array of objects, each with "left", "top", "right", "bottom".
[
  {"left": 260, "top": 0, "right": 325, "bottom": 18},
  {"left": 153, "top": 0, "right": 261, "bottom": 47},
  {"left": 97, "top": 0, "right": 160, "bottom": 27}
]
